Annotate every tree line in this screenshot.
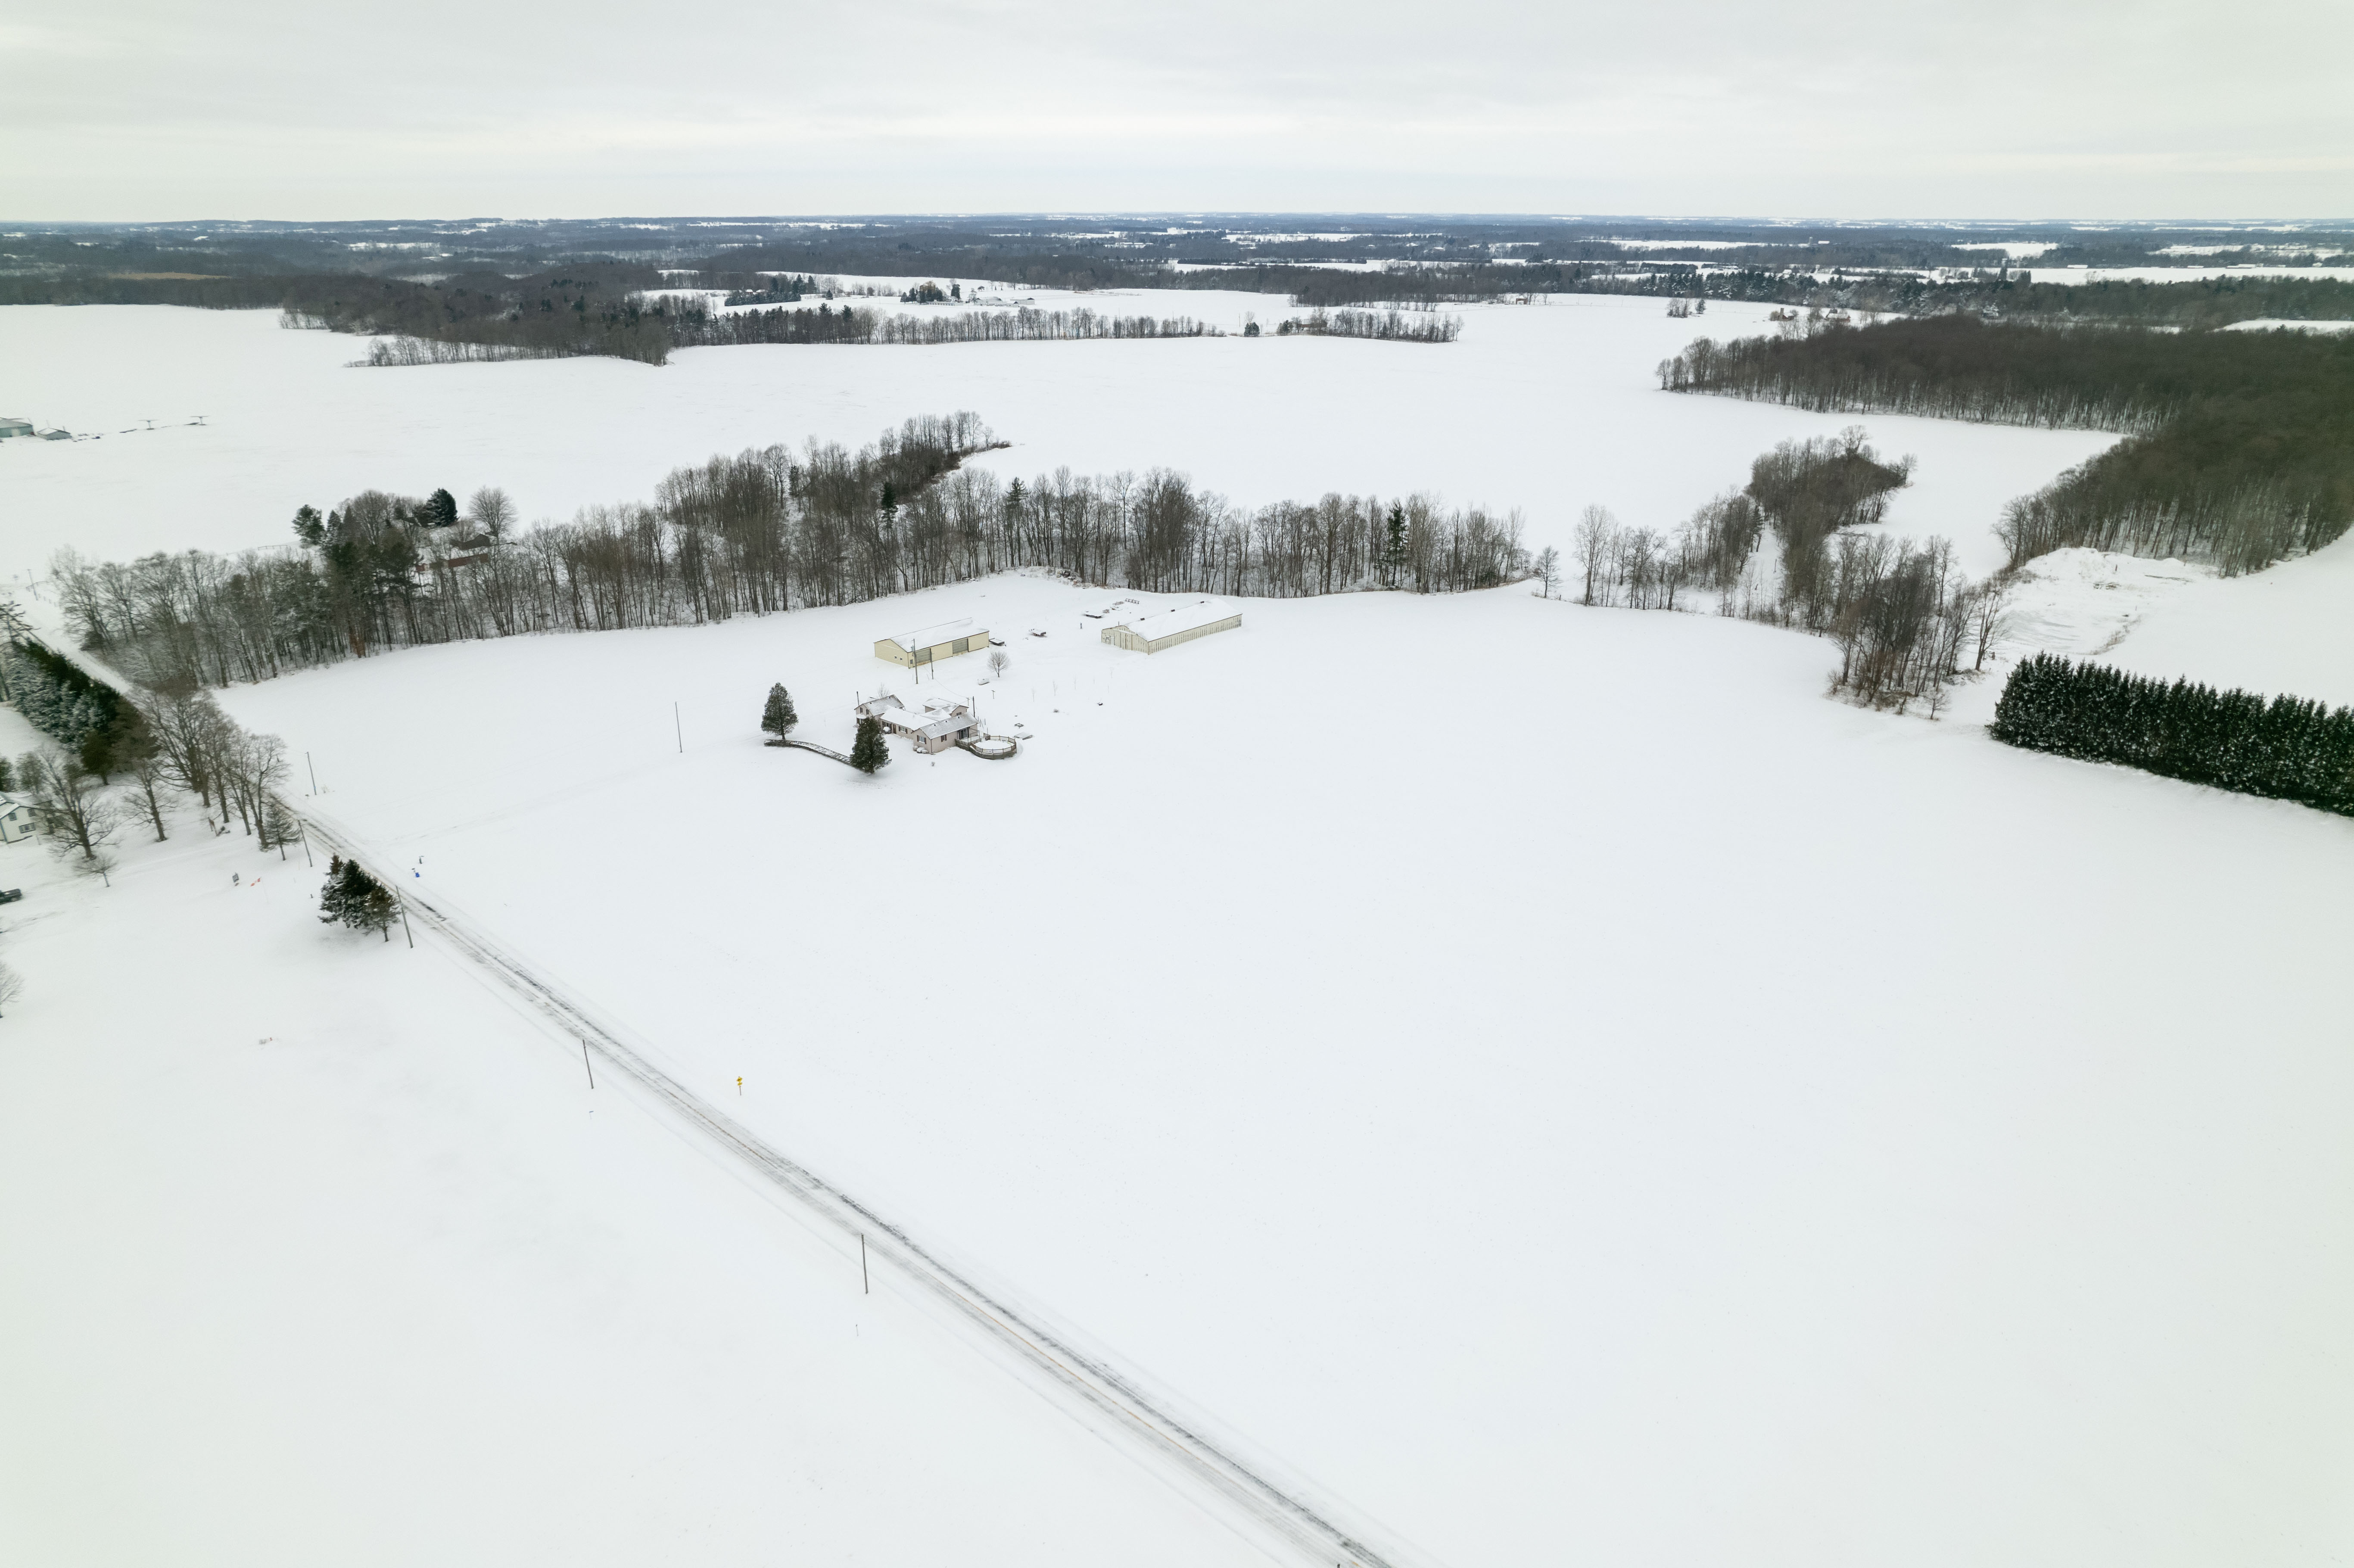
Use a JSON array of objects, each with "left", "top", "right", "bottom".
[
  {"left": 1990, "top": 653, "right": 2354, "bottom": 816},
  {"left": 1659, "top": 316, "right": 2354, "bottom": 576},
  {"left": 666, "top": 302, "right": 1223, "bottom": 349},
  {"left": 1, "top": 628, "right": 308, "bottom": 877},
  {"left": 1271, "top": 308, "right": 1462, "bottom": 343},
  {"left": 47, "top": 415, "right": 1529, "bottom": 695},
  {"left": 1553, "top": 429, "right": 2005, "bottom": 714}
]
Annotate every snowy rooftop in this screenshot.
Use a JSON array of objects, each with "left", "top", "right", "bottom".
[
  {"left": 884, "top": 618, "right": 980, "bottom": 653},
  {"left": 1113, "top": 599, "right": 1241, "bottom": 641},
  {"left": 881, "top": 708, "right": 976, "bottom": 739}
]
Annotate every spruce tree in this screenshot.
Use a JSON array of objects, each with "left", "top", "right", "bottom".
[
  {"left": 760, "top": 683, "right": 799, "bottom": 741},
  {"left": 318, "top": 855, "right": 352, "bottom": 924},
  {"left": 360, "top": 879, "right": 399, "bottom": 941},
  {"left": 850, "top": 714, "right": 891, "bottom": 775},
  {"left": 1383, "top": 503, "right": 1409, "bottom": 586}
]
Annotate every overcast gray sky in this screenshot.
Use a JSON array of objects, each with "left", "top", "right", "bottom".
[{"left": 3, "top": 0, "right": 2348, "bottom": 221}]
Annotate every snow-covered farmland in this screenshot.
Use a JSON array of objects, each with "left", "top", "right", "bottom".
[
  {"left": 5, "top": 294, "right": 2352, "bottom": 1567},
  {"left": 188, "top": 568, "right": 2354, "bottom": 1568},
  {"left": 0, "top": 781, "right": 1273, "bottom": 1568},
  {"left": 0, "top": 292, "right": 2114, "bottom": 580}
]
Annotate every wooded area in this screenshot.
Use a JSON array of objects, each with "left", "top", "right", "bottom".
[{"left": 1660, "top": 317, "right": 2354, "bottom": 574}]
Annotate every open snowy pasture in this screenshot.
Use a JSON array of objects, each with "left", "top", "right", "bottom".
[
  {"left": 212, "top": 576, "right": 2354, "bottom": 1568},
  {"left": 0, "top": 777, "right": 1274, "bottom": 1567},
  {"left": 0, "top": 291, "right": 2114, "bottom": 580}
]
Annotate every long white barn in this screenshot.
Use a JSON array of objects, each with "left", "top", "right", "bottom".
[{"left": 1100, "top": 599, "right": 1242, "bottom": 654}]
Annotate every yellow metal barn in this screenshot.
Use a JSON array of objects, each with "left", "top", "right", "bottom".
[{"left": 875, "top": 618, "right": 990, "bottom": 667}]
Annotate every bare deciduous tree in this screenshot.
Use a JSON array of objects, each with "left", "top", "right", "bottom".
[
  {"left": 1574, "top": 505, "right": 1616, "bottom": 606},
  {"left": 18, "top": 750, "right": 125, "bottom": 863}
]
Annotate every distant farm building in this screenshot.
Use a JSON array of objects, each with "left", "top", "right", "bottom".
[
  {"left": 1101, "top": 599, "right": 1242, "bottom": 654},
  {"left": 861, "top": 692, "right": 981, "bottom": 753},
  {"left": 0, "top": 795, "right": 31, "bottom": 843},
  {"left": 0, "top": 417, "right": 33, "bottom": 441},
  {"left": 875, "top": 618, "right": 989, "bottom": 668}
]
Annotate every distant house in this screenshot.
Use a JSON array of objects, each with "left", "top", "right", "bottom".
[
  {"left": 854, "top": 694, "right": 906, "bottom": 721},
  {"left": 875, "top": 618, "right": 989, "bottom": 668},
  {"left": 1101, "top": 599, "right": 1242, "bottom": 654},
  {"left": 0, "top": 417, "right": 34, "bottom": 441},
  {"left": 0, "top": 795, "right": 32, "bottom": 844}
]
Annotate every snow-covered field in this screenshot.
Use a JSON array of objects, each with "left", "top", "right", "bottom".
[
  {"left": 0, "top": 293, "right": 2113, "bottom": 580},
  {"left": 0, "top": 781, "right": 1273, "bottom": 1568},
  {"left": 6, "top": 293, "right": 2354, "bottom": 1567}
]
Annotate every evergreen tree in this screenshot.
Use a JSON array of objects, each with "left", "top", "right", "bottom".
[
  {"left": 1383, "top": 503, "right": 1409, "bottom": 585},
  {"left": 359, "top": 878, "right": 399, "bottom": 941},
  {"left": 320, "top": 855, "right": 399, "bottom": 937},
  {"left": 850, "top": 713, "right": 891, "bottom": 775},
  {"left": 292, "top": 505, "right": 327, "bottom": 547},
  {"left": 426, "top": 488, "right": 460, "bottom": 528},
  {"left": 318, "top": 855, "right": 352, "bottom": 924},
  {"left": 760, "top": 682, "right": 799, "bottom": 740}
]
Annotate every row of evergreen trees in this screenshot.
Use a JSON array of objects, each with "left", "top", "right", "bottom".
[
  {"left": 1990, "top": 653, "right": 2354, "bottom": 815},
  {"left": 0, "top": 636, "right": 139, "bottom": 774}
]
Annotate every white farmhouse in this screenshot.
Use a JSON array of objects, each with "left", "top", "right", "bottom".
[
  {"left": 1100, "top": 599, "right": 1242, "bottom": 654},
  {"left": 0, "top": 795, "right": 32, "bottom": 844},
  {"left": 853, "top": 693, "right": 981, "bottom": 753}
]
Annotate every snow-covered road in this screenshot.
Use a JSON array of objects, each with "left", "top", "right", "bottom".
[{"left": 288, "top": 801, "right": 1420, "bottom": 1568}]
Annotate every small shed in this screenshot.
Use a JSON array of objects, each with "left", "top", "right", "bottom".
[
  {"left": 0, "top": 795, "right": 32, "bottom": 844},
  {"left": 0, "top": 417, "right": 34, "bottom": 441},
  {"left": 1101, "top": 599, "right": 1242, "bottom": 654},
  {"left": 875, "top": 618, "right": 989, "bottom": 668}
]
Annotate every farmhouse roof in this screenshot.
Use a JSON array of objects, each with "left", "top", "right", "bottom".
[{"left": 884, "top": 709, "right": 978, "bottom": 740}]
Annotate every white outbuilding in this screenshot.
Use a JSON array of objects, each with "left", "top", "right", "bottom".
[{"left": 1100, "top": 599, "right": 1242, "bottom": 654}]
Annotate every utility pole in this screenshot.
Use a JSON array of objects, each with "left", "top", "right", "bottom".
[
  {"left": 397, "top": 895, "right": 414, "bottom": 949},
  {"left": 860, "top": 1234, "right": 869, "bottom": 1294},
  {"left": 674, "top": 702, "right": 682, "bottom": 753},
  {"left": 582, "top": 1040, "right": 595, "bottom": 1090},
  {"left": 306, "top": 751, "right": 319, "bottom": 795}
]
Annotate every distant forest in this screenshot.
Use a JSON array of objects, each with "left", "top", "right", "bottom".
[
  {"left": 9, "top": 221, "right": 2348, "bottom": 369},
  {"left": 1660, "top": 317, "right": 2354, "bottom": 575},
  {"left": 48, "top": 415, "right": 1528, "bottom": 691}
]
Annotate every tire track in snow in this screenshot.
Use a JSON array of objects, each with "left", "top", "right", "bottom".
[{"left": 291, "top": 802, "right": 1423, "bottom": 1568}]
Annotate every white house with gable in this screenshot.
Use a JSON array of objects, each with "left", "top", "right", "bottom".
[{"left": 0, "top": 795, "right": 32, "bottom": 844}]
